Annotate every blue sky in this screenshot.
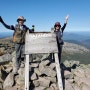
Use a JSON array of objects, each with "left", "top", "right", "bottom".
[{"left": 0, "top": 0, "right": 90, "bottom": 32}]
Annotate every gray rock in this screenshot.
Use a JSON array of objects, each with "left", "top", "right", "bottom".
[
  {"left": 45, "top": 87, "right": 55, "bottom": 90},
  {"left": 11, "top": 51, "right": 16, "bottom": 57},
  {"left": 39, "top": 60, "right": 50, "bottom": 67},
  {"left": 0, "top": 83, "right": 3, "bottom": 90},
  {"left": 34, "top": 86, "right": 46, "bottom": 90},
  {"left": 39, "top": 64, "right": 44, "bottom": 72},
  {"left": 63, "top": 60, "right": 80, "bottom": 68},
  {"left": 31, "top": 63, "right": 39, "bottom": 68},
  {"left": 18, "top": 67, "right": 25, "bottom": 81},
  {"left": 15, "top": 75, "right": 24, "bottom": 86},
  {"left": 33, "top": 57, "right": 40, "bottom": 62},
  {"left": 3, "top": 73, "right": 14, "bottom": 89},
  {"left": 73, "top": 76, "right": 81, "bottom": 86},
  {"left": 38, "top": 77, "right": 50, "bottom": 87},
  {"left": 72, "top": 84, "right": 80, "bottom": 90},
  {"left": 34, "top": 68, "right": 41, "bottom": 76},
  {"left": 50, "top": 83, "right": 59, "bottom": 90},
  {"left": 40, "top": 54, "right": 49, "bottom": 61},
  {"left": 81, "top": 83, "right": 90, "bottom": 90},
  {"left": 45, "top": 77, "right": 56, "bottom": 83},
  {"left": 72, "top": 68, "right": 86, "bottom": 78},
  {"left": 33, "top": 80, "right": 40, "bottom": 87},
  {"left": 4, "top": 86, "right": 18, "bottom": 90},
  {"left": 65, "top": 74, "right": 74, "bottom": 80},
  {"left": 40, "top": 66, "right": 56, "bottom": 77},
  {"left": 5, "top": 66, "right": 13, "bottom": 73},
  {"left": 0, "top": 54, "right": 12, "bottom": 63},
  {"left": 30, "top": 73, "right": 37, "bottom": 80},
  {"left": 84, "top": 68, "right": 90, "bottom": 78},
  {"left": 15, "top": 68, "right": 25, "bottom": 87},
  {"left": 49, "top": 63, "right": 56, "bottom": 70},
  {"left": 65, "top": 80, "right": 74, "bottom": 90}
]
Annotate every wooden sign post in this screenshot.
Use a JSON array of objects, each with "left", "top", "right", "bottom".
[{"left": 25, "top": 31, "right": 63, "bottom": 90}]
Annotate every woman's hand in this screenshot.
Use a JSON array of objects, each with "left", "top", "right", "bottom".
[
  {"left": 65, "top": 15, "right": 69, "bottom": 20},
  {"left": 65, "top": 15, "right": 69, "bottom": 23}
]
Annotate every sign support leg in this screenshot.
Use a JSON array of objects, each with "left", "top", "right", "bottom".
[
  {"left": 25, "top": 55, "right": 29, "bottom": 90},
  {"left": 54, "top": 53, "right": 63, "bottom": 90}
]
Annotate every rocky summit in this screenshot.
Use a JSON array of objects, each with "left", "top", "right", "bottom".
[
  {"left": 0, "top": 53, "right": 90, "bottom": 90},
  {"left": 0, "top": 37, "right": 90, "bottom": 90}
]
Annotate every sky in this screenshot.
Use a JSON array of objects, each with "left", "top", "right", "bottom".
[{"left": 0, "top": 0, "right": 90, "bottom": 32}]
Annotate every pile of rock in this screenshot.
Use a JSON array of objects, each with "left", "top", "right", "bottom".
[
  {"left": 29, "top": 59, "right": 58, "bottom": 90},
  {"left": 0, "top": 38, "right": 14, "bottom": 55},
  {"left": 0, "top": 52, "right": 90, "bottom": 90},
  {"left": 62, "top": 60, "right": 90, "bottom": 90}
]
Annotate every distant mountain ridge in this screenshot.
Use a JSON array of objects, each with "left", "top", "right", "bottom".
[
  {"left": 62, "top": 42, "right": 90, "bottom": 64},
  {"left": 0, "top": 36, "right": 90, "bottom": 64},
  {"left": 63, "top": 31, "right": 90, "bottom": 49},
  {"left": 0, "top": 31, "right": 90, "bottom": 48},
  {"left": 0, "top": 32, "right": 13, "bottom": 38}
]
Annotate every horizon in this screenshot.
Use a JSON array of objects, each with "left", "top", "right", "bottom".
[{"left": 0, "top": 30, "right": 90, "bottom": 33}]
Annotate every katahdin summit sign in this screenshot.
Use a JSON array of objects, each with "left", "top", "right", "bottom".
[{"left": 25, "top": 31, "right": 63, "bottom": 90}]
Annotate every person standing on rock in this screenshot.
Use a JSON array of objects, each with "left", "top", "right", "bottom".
[
  {"left": 54, "top": 15, "right": 69, "bottom": 64},
  {"left": 0, "top": 16, "right": 34, "bottom": 74}
]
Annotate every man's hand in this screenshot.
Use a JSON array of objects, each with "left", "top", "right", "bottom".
[
  {"left": 0, "top": 16, "right": 4, "bottom": 23},
  {"left": 32, "top": 25, "right": 35, "bottom": 32}
]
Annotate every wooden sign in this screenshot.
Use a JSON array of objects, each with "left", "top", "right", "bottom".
[
  {"left": 25, "top": 31, "right": 63, "bottom": 90},
  {"left": 25, "top": 32, "right": 58, "bottom": 54}
]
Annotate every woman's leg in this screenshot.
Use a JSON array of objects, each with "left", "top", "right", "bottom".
[{"left": 58, "top": 45, "right": 62, "bottom": 64}]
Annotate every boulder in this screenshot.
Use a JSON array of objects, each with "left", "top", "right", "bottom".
[
  {"left": 3, "top": 73, "right": 14, "bottom": 89},
  {"left": 34, "top": 86, "right": 46, "bottom": 90},
  {"left": 30, "top": 72, "right": 37, "bottom": 80},
  {"left": 81, "top": 83, "right": 90, "bottom": 90},
  {"left": 50, "top": 83, "right": 59, "bottom": 90},
  {"left": 30, "top": 63, "right": 39, "bottom": 68},
  {"left": 65, "top": 80, "right": 74, "bottom": 90},
  {"left": 44, "top": 77, "right": 56, "bottom": 83},
  {"left": 37, "top": 77, "right": 50, "bottom": 87},
  {"left": 0, "top": 83, "right": 3, "bottom": 90},
  {"left": 49, "top": 63, "right": 56, "bottom": 70},
  {"left": 33, "top": 80, "right": 40, "bottom": 87},
  {"left": 0, "top": 54, "right": 12, "bottom": 63},
  {"left": 34, "top": 68, "right": 41, "bottom": 76},
  {"left": 40, "top": 66, "right": 56, "bottom": 77},
  {"left": 39, "top": 60, "right": 50, "bottom": 67}
]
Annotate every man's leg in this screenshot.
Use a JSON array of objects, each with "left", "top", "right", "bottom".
[
  {"left": 15, "top": 43, "right": 21, "bottom": 69},
  {"left": 20, "top": 44, "right": 25, "bottom": 68}
]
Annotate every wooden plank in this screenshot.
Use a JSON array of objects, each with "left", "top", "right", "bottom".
[
  {"left": 54, "top": 53, "right": 63, "bottom": 90},
  {"left": 25, "top": 55, "right": 29, "bottom": 90},
  {"left": 25, "top": 32, "right": 58, "bottom": 54}
]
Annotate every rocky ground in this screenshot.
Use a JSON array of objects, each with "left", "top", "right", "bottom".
[
  {"left": 0, "top": 52, "right": 90, "bottom": 90},
  {"left": 0, "top": 38, "right": 90, "bottom": 90}
]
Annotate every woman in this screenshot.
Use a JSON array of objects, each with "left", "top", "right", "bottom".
[{"left": 54, "top": 15, "right": 69, "bottom": 63}]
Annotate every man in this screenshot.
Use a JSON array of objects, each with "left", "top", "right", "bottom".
[
  {"left": 0, "top": 16, "right": 34, "bottom": 73},
  {"left": 54, "top": 15, "right": 69, "bottom": 63}
]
